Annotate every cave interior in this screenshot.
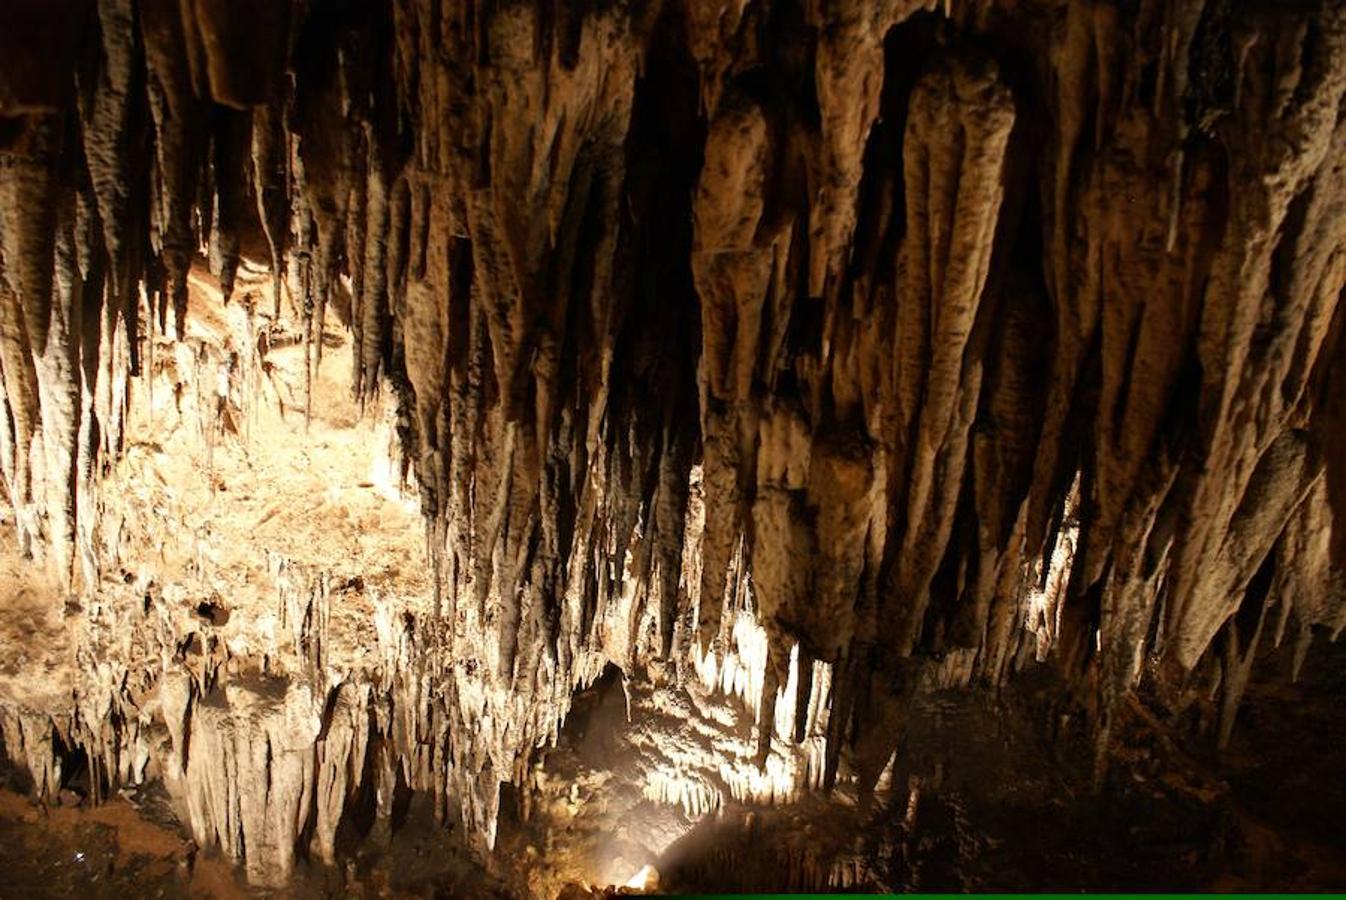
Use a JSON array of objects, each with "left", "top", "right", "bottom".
[{"left": 0, "top": 0, "right": 1345, "bottom": 895}]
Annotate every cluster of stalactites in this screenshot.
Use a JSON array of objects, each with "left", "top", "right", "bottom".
[
  {"left": 0, "top": 0, "right": 296, "bottom": 588},
  {"left": 1, "top": 0, "right": 1346, "bottom": 862},
  {"left": 684, "top": 0, "right": 1346, "bottom": 759}
]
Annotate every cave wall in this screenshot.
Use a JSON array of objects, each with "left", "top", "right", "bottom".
[{"left": 1, "top": 0, "right": 1345, "bottom": 884}]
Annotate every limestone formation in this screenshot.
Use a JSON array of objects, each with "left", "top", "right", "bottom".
[{"left": 0, "top": 0, "right": 1344, "bottom": 890}]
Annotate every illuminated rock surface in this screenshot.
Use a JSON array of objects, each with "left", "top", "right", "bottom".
[{"left": 0, "top": 0, "right": 1344, "bottom": 894}]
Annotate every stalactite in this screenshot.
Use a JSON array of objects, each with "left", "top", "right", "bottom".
[
  {"left": 140, "top": 0, "right": 203, "bottom": 336},
  {"left": 883, "top": 55, "right": 1015, "bottom": 655}
]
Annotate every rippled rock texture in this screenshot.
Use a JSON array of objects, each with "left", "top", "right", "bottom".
[{"left": 1, "top": 0, "right": 1345, "bottom": 891}]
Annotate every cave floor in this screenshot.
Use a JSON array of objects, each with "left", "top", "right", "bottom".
[{"left": 3, "top": 636, "right": 1343, "bottom": 899}]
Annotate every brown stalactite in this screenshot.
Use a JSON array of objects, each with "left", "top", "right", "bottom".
[
  {"left": 207, "top": 107, "right": 250, "bottom": 302},
  {"left": 0, "top": 0, "right": 1344, "bottom": 887},
  {"left": 140, "top": 0, "right": 204, "bottom": 335},
  {"left": 80, "top": 0, "right": 146, "bottom": 372},
  {"left": 1323, "top": 319, "right": 1346, "bottom": 568},
  {"left": 882, "top": 54, "right": 1015, "bottom": 656},
  {"left": 1163, "top": 8, "right": 1346, "bottom": 670}
]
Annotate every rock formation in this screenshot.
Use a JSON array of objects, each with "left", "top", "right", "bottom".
[{"left": 1, "top": 0, "right": 1344, "bottom": 890}]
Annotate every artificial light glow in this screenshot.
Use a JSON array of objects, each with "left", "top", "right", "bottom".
[
  {"left": 1025, "top": 472, "right": 1080, "bottom": 661},
  {"left": 623, "top": 864, "right": 660, "bottom": 892}
]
